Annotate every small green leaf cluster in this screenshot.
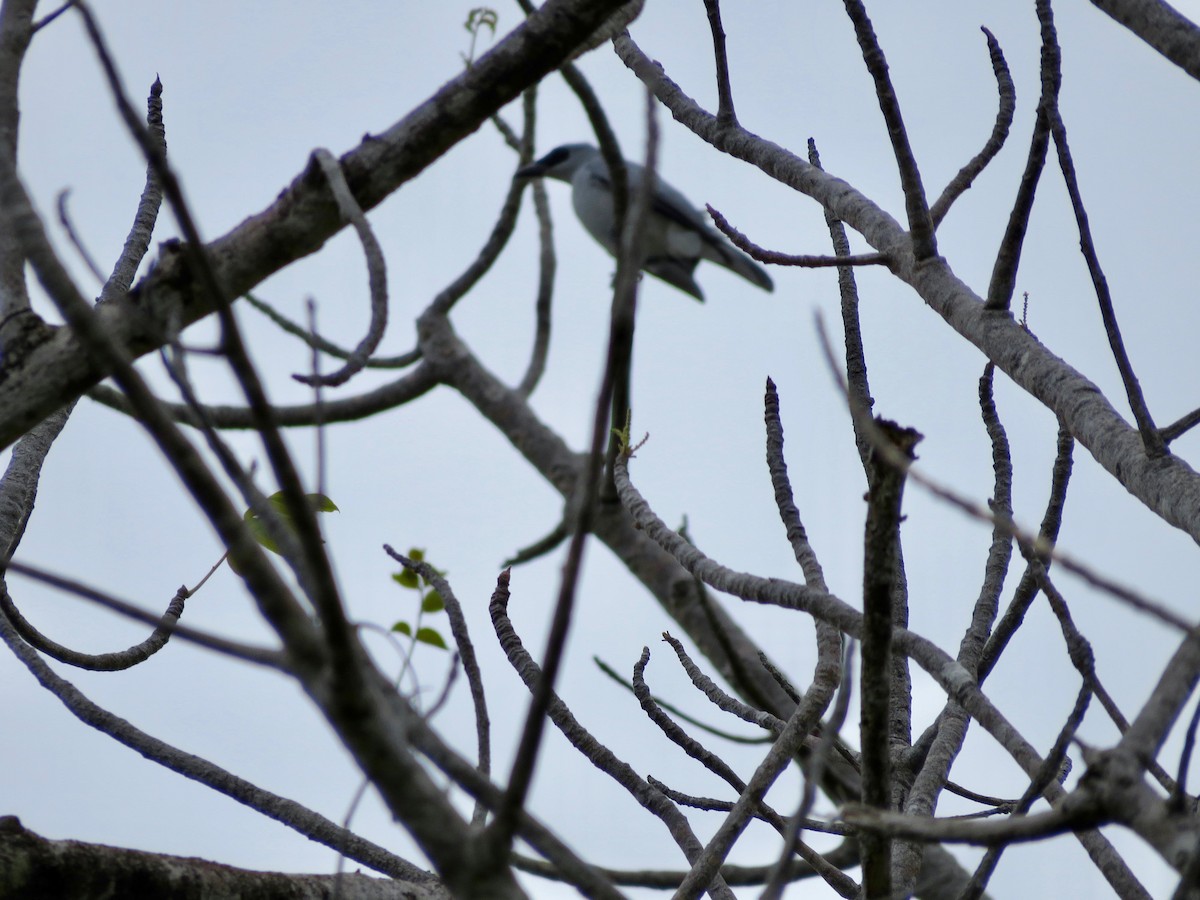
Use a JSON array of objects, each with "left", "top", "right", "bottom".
[
  {"left": 460, "top": 7, "right": 498, "bottom": 68},
  {"left": 391, "top": 548, "right": 448, "bottom": 651},
  {"left": 231, "top": 492, "right": 339, "bottom": 573}
]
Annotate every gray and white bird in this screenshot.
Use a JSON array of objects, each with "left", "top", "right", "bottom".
[{"left": 515, "top": 143, "right": 773, "bottom": 301}]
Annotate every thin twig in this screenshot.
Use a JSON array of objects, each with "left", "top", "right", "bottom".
[
  {"left": 662, "top": 632, "right": 785, "bottom": 734},
  {"left": 594, "top": 655, "right": 771, "bottom": 744},
  {"left": 55, "top": 190, "right": 105, "bottom": 284},
  {"left": 1048, "top": 104, "right": 1163, "bottom": 455},
  {"left": 486, "top": 572, "right": 723, "bottom": 896},
  {"left": 985, "top": 0, "right": 1058, "bottom": 311},
  {"left": 1160, "top": 406, "right": 1200, "bottom": 445},
  {"left": 384, "top": 545, "right": 492, "bottom": 825},
  {"left": 841, "top": 0, "right": 935, "bottom": 260},
  {"left": 3, "top": 564, "right": 284, "bottom": 671},
  {"left": 929, "top": 28, "right": 1015, "bottom": 227},
  {"left": 702, "top": 0, "right": 737, "bottom": 126},
  {"left": 242, "top": 293, "right": 420, "bottom": 369},
  {"left": 294, "top": 149, "right": 389, "bottom": 388},
  {"left": 707, "top": 204, "right": 887, "bottom": 268}
]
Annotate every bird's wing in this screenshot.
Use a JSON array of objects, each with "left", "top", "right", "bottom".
[
  {"left": 586, "top": 156, "right": 773, "bottom": 293},
  {"left": 587, "top": 161, "right": 713, "bottom": 235}
]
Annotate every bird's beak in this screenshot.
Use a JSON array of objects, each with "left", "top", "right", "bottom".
[{"left": 514, "top": 162, "right": 545, "bottom": 180}]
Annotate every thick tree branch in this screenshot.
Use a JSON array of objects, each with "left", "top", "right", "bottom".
[
  {"left": 0, "top": 0, "right": 639, "bottom": 451},
  {"left": 0, "top": 817, "right": 447, "bottom": 900},
  {"left": 1089, "top": 0, "right": 1200, "bottom": 79}
]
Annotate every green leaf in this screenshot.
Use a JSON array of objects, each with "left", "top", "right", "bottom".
[
  {"left": 407, "top": 547, "right": 426, "bottom": 563},
  {"left": 464, "top": 7, "right": 497, "bottom": 35},
  {"left": 308, "top": 494, "right": 340, "bottom": 513},
  {"left": 421, "top": 591, "right": 445, "bottom": 613},
  {"left": 243, "top": 513, "right": 280, "bottom": 554},
  {"left": 393, "top": 569, "right": 420, "bottom": 589},
  {"left": 415, "top": 627, "right": 448, "bottom": 650},
  {"left": 242, "top": 491, "right": 339, "bottom": 557},
  {"left": 611, "top": 408, "right": 632, "bottom": 454},
  {"left": 391, "top": 621, "right": 412, "bottom": 636}
]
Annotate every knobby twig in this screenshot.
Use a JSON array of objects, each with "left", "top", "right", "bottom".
[
  {"left": 702, "top": 0, "right": 737, "bottom": 126},
  {"left": 929, "top": 28, "right": 1015, "bottom": 227},
  {"left": 707, "top": 204, "right": 887, "bottom": 268},
  {"left": 985, "top": 0, "right": 1058, "bottom": 311},
  {"left": 293, "top": 149, "right": 389, "bottom": 388},
  {"left": 384, "top": 545, "right": 492, "bottom": 825},
  {"left": 594, "top": 655, "right": 770, "bottom": 744},
  {"left": 841, "top": 0, "right": 936, "bottom": 260}
]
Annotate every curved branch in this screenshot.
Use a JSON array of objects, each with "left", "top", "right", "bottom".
[
  {"left": 633, "top": 645, "right": 747, "bottom": 792},
  {"left": 708, "top": 204, "right": 886, "bottom": 268},
  {"left": 841, "top": 0, "right": 936, "bottom": 260},
  {"left": 929, "top": 28, "right": 1015, "bottom": 227},
  {"left": 87, "top": 361, "right": 439, "bottom": 429},
  {"left": 99, "top": 77, "right": 165, "bottom": 304},
  {"left": 0, "top": 580, "right": 187, "bottom": 671},
  {"left": 5, "top": 558, "right": 286, "bottom": 670},
  {"left": 293, "top": 149, "right": 389, "bottom": 387}
]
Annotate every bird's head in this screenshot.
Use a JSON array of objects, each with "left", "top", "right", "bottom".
[{"left": 514, "top": 143, "right": 599, "bottom": 184}]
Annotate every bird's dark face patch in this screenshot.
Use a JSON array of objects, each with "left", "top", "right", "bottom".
[{"left": 537, "top": 146, "right": 571, "bottom": 169}]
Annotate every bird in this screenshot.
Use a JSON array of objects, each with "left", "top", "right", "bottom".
[{"left": 514, "top": 143, "right": 773, "bottom": 301}]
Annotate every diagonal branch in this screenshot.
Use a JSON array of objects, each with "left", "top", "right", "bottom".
[
  {"left": 1047, "top": 103, "right": 1163, "bottom": 455},
  {"left": 841, "top": 0, "right": 936, "bottom": 260},
  {"left": 985, "top": 0, "right": 1059, "bottom": 312},
  {"left": 1088, "top": 0, "right": 1200, "bottom": 80}
]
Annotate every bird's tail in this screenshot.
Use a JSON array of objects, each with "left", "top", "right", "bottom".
[
  {"left": 645, "top": 257, "right": 705, "bottom": 301},
  {"left": 708, "top": 241, "right": 774, "bottom": 292}
]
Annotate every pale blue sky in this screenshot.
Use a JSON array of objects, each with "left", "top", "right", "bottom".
[{"left": 4, "top": 3, "right": 1200, "bottom": 897}]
